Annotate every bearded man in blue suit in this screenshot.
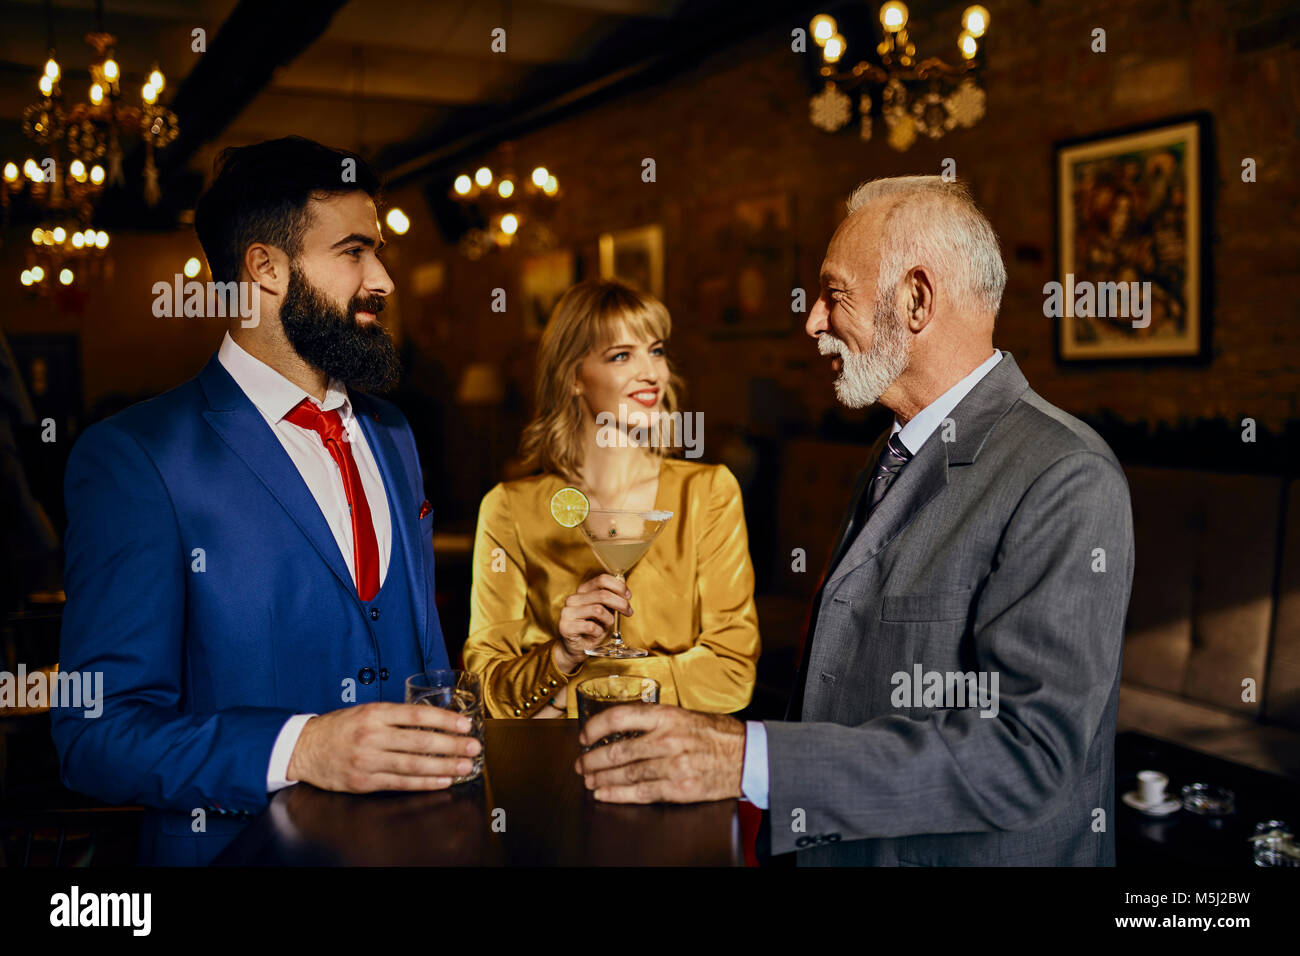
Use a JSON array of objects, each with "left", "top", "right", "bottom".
[{"left": 51, "top": 137, "right": 477, "bottom": 865}]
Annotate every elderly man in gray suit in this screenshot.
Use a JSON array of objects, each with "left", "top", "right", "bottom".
[{"left": 573, "top": 175, "right": 1135, "bottom": 867}]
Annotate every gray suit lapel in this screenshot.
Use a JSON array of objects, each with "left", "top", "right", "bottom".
[
  {"left": 825, "top": 350, "right": 1030, "bottom": 586},
  {"left": 826, "top": 430, "right": 888, "bottom": 573},
  {"left": 827, "top": 435, "right": 949, "bottom": 586}
]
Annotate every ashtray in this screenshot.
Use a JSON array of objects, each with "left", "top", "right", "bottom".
[{"left": 1180, "top": 783, "right": 1235, "bottom": 817}]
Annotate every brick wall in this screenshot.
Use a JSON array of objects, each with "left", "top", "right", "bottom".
[
  {"left": 384, "top": 0, "right": 1300, "bottom": 458},
  {"left": 4, "top": 0, "right": 1296, "bottom": 507}
]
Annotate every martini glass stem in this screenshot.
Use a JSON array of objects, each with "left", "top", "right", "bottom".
[{"left": 610, "top": 573, "right": 625, "bottom": 646}]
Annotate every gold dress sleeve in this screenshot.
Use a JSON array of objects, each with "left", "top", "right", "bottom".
[
  {"left": 463, "top": 483, "right": 572, "bottom": 718},
  {"left": 665, "top": 465, "right": 761, "bottom": 713}
]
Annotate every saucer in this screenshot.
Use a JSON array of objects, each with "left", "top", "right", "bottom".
[{"left": 1123, "top": 791, "right": 1181, "bottom": 816}]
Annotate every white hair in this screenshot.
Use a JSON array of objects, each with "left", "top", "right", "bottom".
[{"left": 845, "top": 175, "right": 1006, "bottom": 317}]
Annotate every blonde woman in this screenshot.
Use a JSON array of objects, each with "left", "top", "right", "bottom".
[{"left": 464, "top": 279, "right": 759, "bottom": 718}]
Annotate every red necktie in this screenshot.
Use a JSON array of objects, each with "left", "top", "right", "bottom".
[{"left": 283, "top": 397, "right": 381, "bottom": 601}]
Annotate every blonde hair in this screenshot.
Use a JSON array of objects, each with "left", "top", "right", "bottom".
[{"left": 520, "top": 279, "right": 684, "bottom": 480}]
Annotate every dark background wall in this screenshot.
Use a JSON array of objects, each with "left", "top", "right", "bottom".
[{"left": 5, "top": 0, "right": 1298, "bottom": 530}]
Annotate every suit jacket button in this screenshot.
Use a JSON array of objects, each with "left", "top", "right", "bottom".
[
  {"left": 358, "top": 667, "right": 376, "bottom": 685},
  {"left": 369, "top": 607, "right": 380, "bottom": 620},
  {"left": 379, "top": 668, "right": 390, "bottom": 681}
]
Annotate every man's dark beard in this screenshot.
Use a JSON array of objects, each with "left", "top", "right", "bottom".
[{"left": 279, "top": 264, "right": 401, "bottom": 393}]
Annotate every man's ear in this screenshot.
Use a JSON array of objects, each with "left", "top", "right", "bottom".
[
  {"left": 244, "top": 243, "right": 287, "bottom": 296},
  {"left": 904, "top": 266, "right": 936, "bottom": 332}
]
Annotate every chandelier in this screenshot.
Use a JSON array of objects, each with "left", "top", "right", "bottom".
[
  {"left": 449, "top": 143, "right": 560, "bottom": 260},
  {"left": 807, "top": 3, "right": 990, "bottom": 151},
  {"left": 19, "top": 224, "right": 113, "bottom": 295},
  {"left": 1, "top": 26, "right": 179, "bottom": 223}
]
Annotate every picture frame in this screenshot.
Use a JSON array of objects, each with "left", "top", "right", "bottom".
[
  {"left": 6, "top": 332, "right": 84, "bottom": 427},
  {"left": 1053, "top": 113, "right": 1212, "bottom": 363},
  {"left": 519, "top": 248, "right": 576, "bottom": 338},
  {"left": 597, "top": 224, "right": 663, "bottom": 301}
]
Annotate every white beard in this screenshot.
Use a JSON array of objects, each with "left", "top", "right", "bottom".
[{"left": 817, "top": 300, "right": 911, "bottom": 408}]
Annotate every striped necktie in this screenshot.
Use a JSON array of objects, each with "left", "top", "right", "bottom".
[{"left": 867, "top": 432, "right": 914, "bottom": 514}]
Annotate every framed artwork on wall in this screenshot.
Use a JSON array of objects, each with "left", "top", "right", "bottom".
[
  {"left": 520, "top": 248, "right": 576, "bottom": 338},
  {"left": 598, "top": 224, "right": 663, "bottom": 300},
  {"left": 1054, "top": 113, "right": 1212, "bottom": 362}
]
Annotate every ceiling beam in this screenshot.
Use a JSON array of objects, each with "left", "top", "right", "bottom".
[
  {"left": 377, "top": 0, "right": 826, "bottom": 187},
  {"left": 95, "top": 0, "right": 349, "bottom": 228}
]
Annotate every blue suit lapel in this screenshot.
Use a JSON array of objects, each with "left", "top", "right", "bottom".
[{"left": 198, "top": 354, "right": 361, "bottom": 605}]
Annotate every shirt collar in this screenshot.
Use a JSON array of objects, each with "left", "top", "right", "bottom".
[
  {"left": 891, "top": 349, "right": 1002, "bottom": 454},
  {"left": 217, "top": 331, "right": 351, "bottom": 423}
]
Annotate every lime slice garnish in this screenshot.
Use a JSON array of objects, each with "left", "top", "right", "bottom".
[{"left": 549, "top": 486, "right": 590, "bottom": 528}]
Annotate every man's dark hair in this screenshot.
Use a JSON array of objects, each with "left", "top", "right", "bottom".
[{"left": 194, "top": 136, "right": 382, "bottom": 284}]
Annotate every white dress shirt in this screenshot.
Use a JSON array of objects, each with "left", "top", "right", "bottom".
[
  {"left": 216, "top": 331, "right": 393, "bottom": 792},
  {"left": 741, "top": 350, "right": 1002, "bottom": 809}
]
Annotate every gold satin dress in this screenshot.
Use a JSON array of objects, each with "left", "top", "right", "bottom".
[{"left": 464, "top": 458, "right": 760, "bottom": 718}]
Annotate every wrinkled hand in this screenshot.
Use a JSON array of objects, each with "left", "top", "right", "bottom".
[
  {"left": 573, "top": 703, "right": 745, "bottom": 803},
  {"left": 287, "top": 702, "right": 480, "bottom": 793},
  {"left": 555, "top": 573, "right": 633, "bottom": 671}
]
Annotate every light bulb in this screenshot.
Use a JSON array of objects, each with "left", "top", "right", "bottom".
[
  {"left": 810, "top": 15, "right": 837, "bottom": 46},
  {"left": 149, "top": 69, "right": 165, "bottom": 92},
  {"left": 72, "top": 233, "right": 85, "bottom": 248},
  {"left": 39, "top": 75, "right": 53, "bottom": 96},
  {"left": 880, "top": 1, "right": 909, "bottom": 34},
  {"left": 104, "top": 59, "right": 119, "bottom": 82},
  {"left": 31, "top": 266, "right": 45, "bottom": 282},
  {"left": 70, "top": 159, "right": 85, "bottom": 179},
  {"left": 454, "top": 174, "right": 472, "bottom": 194},
  {"left": 958, "top": 31, "right": 978, "bottom": 59},
  {"left": 95, "top": 232, "right": 109, "bottom": 249},
  {"left": 531, "top": 167, "right": 549, "bottom": 188},
  {"left": 498, "top": 179, "right": 514, "bottom": 198},
  {"left": 500, "top": 214, "right": 518, "bottom": 235},
  {"left": 474, "top": 166, "right": 492, "bottom": 188},
  {"left": 143, "top": 83, "right": 157, "bottom": 105},
  {"left": 184, "top": 257, "right": 201, "bottom": 278},
  {"left": 52, "top": 227, "right": 66, "bottom": 243},
  {"left": 45, "top": 58, "right": 60, "bottom": 80},
  {"left": 385, "top": 207, "right": 410, "bottom": 234},
  {"left": 31, "top": 228, "right": 43, "bottom": 244},
  {"left": 21, "top": 271, "right": 33, "bottom": 287},
  {"left": 543, "top": 175, "right": 558, "bottom": 195},
  {"left": 90, "top": 83, "right": 103, "bottom": 105},
  {"left": 824, "top": 34, "right": 846, "bottom": 63},
  {"left": 962, "top": 5, "right": 989, "bottom": 39},
  {"left": 59, "top": 268, "right": 73, "bottom": 285},
  {"left": 90, "top": 165, "right": 105, "bottom": 184},
  {"left": 4, "top": 163, "right": 18, "bottom": 182}
]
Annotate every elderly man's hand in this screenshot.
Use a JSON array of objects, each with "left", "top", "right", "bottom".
[{"left": 573, "top": 703, "right": 746, "bottom": 803}]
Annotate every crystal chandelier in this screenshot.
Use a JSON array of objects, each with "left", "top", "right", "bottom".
[
  {"left": 449, "top": 143, "right": 560, "bottom": 260},
  {"left": 19, "top": 224, "right": 113, "bottom": 296},
  {"left": 1, "top": 22, "right": 179, "bottom": 223},
  {"left": 807, "top": 3, "right": 990, "bottom": 151}
]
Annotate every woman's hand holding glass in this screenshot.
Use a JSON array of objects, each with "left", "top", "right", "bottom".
[{"left": 554, "top": 572, "right": 634, "bottom": 672}]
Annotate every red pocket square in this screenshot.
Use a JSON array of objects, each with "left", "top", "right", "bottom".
[{"left": 418, "top": 500, "right": 433, "bottom": 519}]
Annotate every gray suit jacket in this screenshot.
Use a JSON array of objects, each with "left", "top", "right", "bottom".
[{"left": 767, "top": 351, "right": 1134, "bottom": 865}]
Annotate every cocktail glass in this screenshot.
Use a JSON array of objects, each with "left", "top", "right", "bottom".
[{"left": 576, "top": 509, "right": 673, "bottom": 658}]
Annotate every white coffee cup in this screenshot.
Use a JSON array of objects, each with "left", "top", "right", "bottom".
[{"left": 1138, "top": 770, "right": 1168, "bottom": 806}]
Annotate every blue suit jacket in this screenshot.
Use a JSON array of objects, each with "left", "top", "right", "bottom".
[{"left": 50, "top": 353, "right": 449, "bottom": 864}]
